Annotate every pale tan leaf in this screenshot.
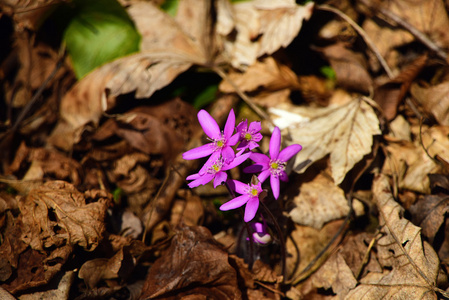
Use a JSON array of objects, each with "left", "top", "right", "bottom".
[
  {"left": 382, "top": 139, "right": 440, "bottom": 194},
  {"left": 345, "top": 174, "right": 439, "bottom": 300},
  {"left": 219, "top": 56, "right": 300, "bottom": 93},
  {"left": 270, "top": 93, "right": 381, "bottom": 184},
  {"left": 411, "top": 82, "right": 449, "bottom": 126},
  {"left": 311, "top": 252, "right": 357, "bottom": 299},
  {"left": 218, "top": 0, "right": 314, "bottom": 68},
  {"left": 19, "top": 181, "right": 108, "bottom": 251},
  {"left": 289, "top": 173, "right": 364, "bottom": 229},
  {"left": 421, "top": 126, "right": 449, "bottom": 166}
]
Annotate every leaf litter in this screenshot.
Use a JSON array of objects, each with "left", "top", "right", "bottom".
[{"left": 1, "top": 0, "right": 449, "bottom": 299}]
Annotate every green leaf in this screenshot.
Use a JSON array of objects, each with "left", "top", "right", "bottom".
[
  {"left": 63, "top": 0, "right": 141, "bottom": 79},
  {"left": 160, "top": 0, "right": 180, "bottom": 17},
  {"left": 192, "top": 84, "right": 218, "bottom": 109},
  {"left": 320, "top": 65, "right": 336, "bottom": 80}
]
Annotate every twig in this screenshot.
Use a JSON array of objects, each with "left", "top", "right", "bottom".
[
  {"left": 364, "top": 1, "right": 448, "bottom": 61},
  {"left": 317, "top": 4, "right": 394, "bottom": 79}
]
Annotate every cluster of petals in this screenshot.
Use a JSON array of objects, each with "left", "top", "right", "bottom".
[
  {"left": 183, "top": 108, "right": 302, "bottom": 223},
  {"left": 219, "top": 180, "right": 263, "bottom": 222},
  {"left": 244, "top": 127, "right": 302, "bottom": 199}
]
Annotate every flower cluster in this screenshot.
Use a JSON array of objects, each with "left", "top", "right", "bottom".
[{"left": 183, "top": 109, "right": 302, "bottom": 226}]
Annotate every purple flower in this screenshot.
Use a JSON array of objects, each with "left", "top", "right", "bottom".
[
  {"left": 182, "top": 109, "right": 240, "bottom": 163},
  {"left": 244, "top": 127, "right": 302, "bottom": 199},
  {"left": 219, "top": 179, "right": 263, "bottom": 222},
  {"left": 236, "top": 120, "right": 263, "bottom": 153},
  {"left": 250, "top": 221, "right": 272, "bottom": 245},
  {"left": 186, "top": 153, "right": 250, "bottom": 188}
]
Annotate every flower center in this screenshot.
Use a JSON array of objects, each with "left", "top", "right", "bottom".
[
  {"left": 244, "top": 132, "right": 252, "bottom": 141},
  {"left": 208, "top": 159, "right": 223, "bottom": 174},
  {"left": 250, "top": 187, "right": 259, "bottom": 196},
  {"left": 269, "top": 159, "right": 285, "bottom": 176}
]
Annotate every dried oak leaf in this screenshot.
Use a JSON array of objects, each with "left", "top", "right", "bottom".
[
  {"left": 0, "top": 210, "right": 72, "bottom": 294},
  {"left": 19, "top": 181, "right": 109, "bottom": 252},
  {"left": 346, "top": 174, "right": 440, "bottom": 299},
  {"left": 139, "top": 224, "right": 241, "bottom": 300},
  {"left": 270, "top": 94, "right": 381, "bottom": 185},
  {"left": 217, "top": 0, "right": 314, "bottom": 69}
]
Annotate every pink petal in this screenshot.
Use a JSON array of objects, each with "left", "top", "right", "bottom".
[
  {"left": 220, "top": 195, "right": 249, "bottom": 211},
  {"left": 279, "top": 144, "right": 302, "bottom": 162},
  {"left": 229, "top": 180, "right": 249, "bottom": 195},
  {"left": 228, "top": 133, "right": 240, "bottom": 146},
  {"left": 223, "top": 152, "right": 251, "bottom": 170},
  {"left": 186, "top": 173, "right": 201, "bottom": 180},
  {"left": 269, "top": 127, "right": 281, "bottom": 159},
  {"left": 223, "top": 109, "right": 236, "bottom": 139},
  {"left": 249, "top": 153, "right": 270, "bottom": 165},
  {"left": 243, "top": 164, "right": 265, "bottom": 174},
  {"left": 236, "top": 119, "right": 248, "bottom": 133},
  {"left": 198, "top": 152, "right": 220, "bottom": 174},
  {"left": 270, "top": 175, "right": 280, "bottom": 199},
  {"left": 244, "top": 197, "right": 259, "bottom": 222},
  {"left": 248, "top": 121, "right": 262, "bottom": 132},
  {"left": 279, "top": 171, "right": 288, "bottom": 182},
  {"left": 198, "top": 110, "right": 220, "bottom": 139},
  {"left": 221, "top": 146, "right": 235, "bottom": 163},
  {"left": 213, "top": 172, "right": 227, "bottom": 188},
  {"left": 182, "top": 143, "right": 214, "bottom": 160},
  {"left": 258, "top": 169, "right": 271, "bottom": 183},
  {"left": 188, "top": 173, "right": 214, "bottom": 188}
]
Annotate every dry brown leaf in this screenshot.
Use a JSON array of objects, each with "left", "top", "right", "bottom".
[
  {"left": 411, "top": 82, "right": 449, "bottom": 126},
  {"left": 310, "top": 252, "right": 357, "bottom": 298},
  {"left": 49, "top": 1, "right": 208, "bottom": 150},
  {"left": 374, "top": 54, "right": 428, "bottom": 121},
  {"left": 219, "top": 57, "right": 300, "bottom": 93},
  {"left": 384, "top": 0, "right": 449, "bottom": 50},
  {"left": 270, "top": 93, "right": 381, "bottom": 184},
  {"left": 383, "top": 134, "right": 441, "bottom": 194},
  {"left": 286, "top": 220, "right": 344, "bottom": 282},
  {"left": 321, "top": 43, "right": 373, "bottom": 94},
  {"left": 346, "top": 174, "right": 440, "bottom": 299},
  {"left": 139, "top": 224, "right": 241, "bottom": 299},
  {"left": 421, "top": 126, "right": 449, "bottom": 167},
  {"left": 410, "top": 194, "right": 449, "bottom": 245},
  {"left": 217, "top": 0, "right": 314, "bottom": 68},
  {"left": 19, "top": 181, "right": 109, "bottom": 251},
  {"left": 288, "top": 173, "right": 362, "bottom": 229}
]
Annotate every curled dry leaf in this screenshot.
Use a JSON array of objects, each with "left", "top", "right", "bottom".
[
  {"left": 346, "top": 174, "right": 440, "bottom": 299},
  {"left": 217, "top": 0, "right": 314, "bottom": 68},
  {"left": 270, "top": 93, "right": 381, "bottom": 185},
  {"left": 19, "top": 181, "right": 109, "bottom": 251},
  {"left": 139, "top": 224, "right": 241, "bottom": 300}
]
